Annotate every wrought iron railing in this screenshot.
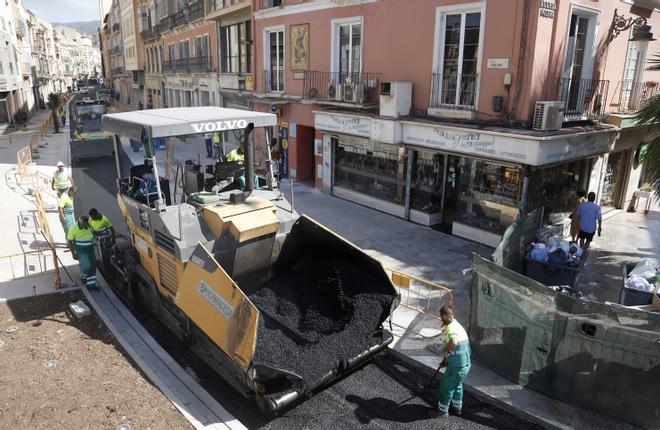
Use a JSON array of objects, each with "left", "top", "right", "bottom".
[
  {"left": 207, "top": 0, "right": 248, "bottom": 12},
  {"left": 112, "top": 67, "right": 124, "bottom": 75},
  {"left": 163, "top": 59, "right": 174, "bottom": 73},
  {"left": 612, "top": 80, "right": 660, "bottom": 114},
  {"left": 110, "top": 46, "right": 121, "bottom": 54},
  {"left": 263, "top": 69, "right": 285, "bottom": 93},
  {"left": 303, "top": 71, "right": 379, "bottom": 104},
  {"left": 558, "top": 77, "right": 609, "bottom": 120},
  {"left": 190, "top": 56, "right": 211, "bottom": 73},
  {"left": 262, "top": 0, "right": 282, "bottom": 8},
  {"left": 171, "top": 1, "right": 204, "bottom": 29},
  {"left": 429, "top": 73, "right": 478, "bottom": 110},
  {"left": 140, "top": 28, "right": 154, "bottom": 40}
]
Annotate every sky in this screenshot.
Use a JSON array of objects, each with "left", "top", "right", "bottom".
[{"left": 23, "top": 0, "right": 101, "bottom": 23}]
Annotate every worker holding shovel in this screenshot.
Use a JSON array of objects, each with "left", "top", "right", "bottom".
[{"left": 429, "top": 306, "right": 471, "bottom": 418}]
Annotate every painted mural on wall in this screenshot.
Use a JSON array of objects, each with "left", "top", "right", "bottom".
[{"left": 290, "top": 24, "right": 309, "bottom": 71}]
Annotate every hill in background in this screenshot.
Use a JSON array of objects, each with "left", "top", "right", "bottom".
[{"left": 53, "top": 20, "right": 101, "bottom": 46}]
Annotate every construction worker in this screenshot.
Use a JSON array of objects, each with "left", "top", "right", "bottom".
[
  {"left": 58, "top": 186, "right": 76, "bottom": 236},
  {"left": 67, "top": 215, "right": 97, "bottom": 289},
  {"left": 88, "top": 208, "right": 115, "bottom": 242},
  {"left": 212, "top": 132, "right": 222, "bottom": 159},
  {"left": 204, "top": 132, "right": 213, "bottom": 158},
  {"left": 429, "top": 306, "right": 471, "bottom": 418},
  {"left": 226, "top": 142, "right": 244, "bottom": 162},
  {"left": 51, "top": 161, "right": 74, "bottom": 196},
  {"left": 58, "top": 106, "right": 66, "bottom": 127}
]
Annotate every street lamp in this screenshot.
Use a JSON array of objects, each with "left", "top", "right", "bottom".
[{"left": 607, "top": 9, "right": 656, "bottom": 45}]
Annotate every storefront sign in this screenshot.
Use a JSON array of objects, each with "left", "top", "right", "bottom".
[
  {"left": 314, "top": 112, "right": 371, "bottom": 137},
  {"left": 538, "top": 132, "right": 617, "bottom": 165},
  {"left": 402, "top": 123, "right": 531, "bottom": 163}
]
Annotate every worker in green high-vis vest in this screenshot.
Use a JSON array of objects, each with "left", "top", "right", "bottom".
[
  {"left": 429, "top": 306, "right": 471, "bottom": 418},
  {"left": 67, "top": 215, "right": 97, "bottom": 289}
]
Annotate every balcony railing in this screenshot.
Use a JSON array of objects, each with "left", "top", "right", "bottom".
[
  {"left": 110, "top": 46, "right": 121, "bottom": 54},
  {"left": 558, "top": 77, "right": 609, "bottom": 121},
  {"left": 163, "top": 59, "right": 174, "bottom": 73},
  {"left": 140, "top": 28, "right": 154, "bottom": 40},
  {"left": 611, "top": 80, "right": 660, "bottom": 114},
  {"left": 190, "top": 56, "right": 211, "bottom": 72},
  {"left": 170, "top": 1, "right": 205, "bottom": 29},
  {"left": 207, "top": 0, "right": 248, "bottom": 13},
  {"left": 302, "top": 71, "right": 379, "bottom": 105},
  {"left": 262, "top": 0, "right": 282, "bottom": 8},
  {"left": 112, "top": 67, "right": 124, "bottom": 75},
  {"left": 263, "top": 69, "right": 285, "bottom": 93},
  {"left": 429, "top": 73, "right": 478, "bottom": 110}
]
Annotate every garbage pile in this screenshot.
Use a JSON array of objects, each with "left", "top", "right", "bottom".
[
  {"left": 527, "top": 235, "right": 584, "bottom": 267},
  {"left": 625, "top": 261, "right": 658, "bottom": 294}
]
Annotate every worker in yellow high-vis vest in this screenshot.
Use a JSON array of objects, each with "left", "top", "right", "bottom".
[
  {"left": 212, "top": 132, "right": 222, "bottom": 159},
  {"left": 429, "top": 306, "right": 471, "bottom": 418},
  {"left": 67, "top": 215, "right": 97, "bottom": 289},
  {"left": 51, "top": 161, "right": 74, "bottom": 196}
]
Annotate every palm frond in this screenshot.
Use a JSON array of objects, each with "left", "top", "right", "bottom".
[
  {"left": 639, "top": 137, "right": 660, "bottom": 199},
  {"left": 633, "top": 94, "right": 660, "bottom": 125}
]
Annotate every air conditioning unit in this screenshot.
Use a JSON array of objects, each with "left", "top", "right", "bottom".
[
  {"left": 533, "top": 101, "right": 564, "bottom": 131},
  {"left": 341, "top": 83, "right": 363, "bottom": 103},
  {"left": 327, "top": 82, "right": 341, "bottom": 101},
  {"left": 379, "top": 81, "right": 412, "bottom": 118}
]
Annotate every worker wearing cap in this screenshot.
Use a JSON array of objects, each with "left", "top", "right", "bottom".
[
  {"left": 58, "top": 186, "right": 76, "bottom": 235},
  {"left": 430, "top": 306, "right": 471, "bottom": 418},
  {"left": 67, "top": 215, "right": 97, "bottom": 289},
  {"left": 51, "top": 161, "right": 74, "bottom": 196}
]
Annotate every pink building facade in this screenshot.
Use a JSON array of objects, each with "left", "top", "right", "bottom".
[{"left": 251, "top": 0, "right": 660, "bottom": 246}]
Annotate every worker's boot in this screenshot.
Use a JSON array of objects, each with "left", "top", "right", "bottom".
[
  {"left": 428, "top": 408, "right": 449, "bottom": 418},
  {"left": 451, "top": 406, "right": 462, "bottom": 416}
]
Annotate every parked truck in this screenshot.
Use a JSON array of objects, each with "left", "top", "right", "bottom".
[{"left": 70, "top": 98, "right": 114, "bottom": 162}]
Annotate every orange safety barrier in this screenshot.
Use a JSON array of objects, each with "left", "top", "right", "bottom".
[{"left": 34, "top": 190, "right": 61, "bottom": 289}]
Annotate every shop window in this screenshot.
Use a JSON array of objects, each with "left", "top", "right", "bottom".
[
  {"left": 411, "top": 151, "right": 443, "bottom": 214},
  {"left": 334, "top": 138, "right": 407, "bottom": 205},
  {"left": 525, "top": 160, "right": 590, "bottom": 223},
  {"left": 456, "top": 159, "right": 521, "bottom": 234}
]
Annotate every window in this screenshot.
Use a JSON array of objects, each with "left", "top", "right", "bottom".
[
  {"left": 438, "top": 10, "right": 481, "bottom": 107},
  {"left": 265, "top": 28, "right": 283, "bottom": 92},
  {"left": 620, "top": 30, "right": 648, "bottom": 111},
  {"left": 221, "top": 21, "right": 251, "bottom": 73},
  {"left": 338, "top": 22, "right": 361, "bottom": 76},
  {"left": 168, "top": 44, "right": 175, "bottom": 60},
  {"left": 179, "top": 40, "right": 189, "bottom": 59}
]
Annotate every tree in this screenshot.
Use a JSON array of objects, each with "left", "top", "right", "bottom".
[
  {"left": 46, "top": 92, "right": 60, "bottom": 133},
  {"left": 633, "top": 54, "right": 660, "bottom": 198}
]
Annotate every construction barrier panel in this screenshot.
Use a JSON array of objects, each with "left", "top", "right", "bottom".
[
  {"left": 16, "top": 146, "right": 31, "bottom": 176},
  {"left": 387, "top": 268, "right": 453, "bottom": 321},
  {"left": 34, "top": 190, "right": 61, "bottom": 289},
  {"left": 469, "top": 254, "right": 660, "bottom": 428}
]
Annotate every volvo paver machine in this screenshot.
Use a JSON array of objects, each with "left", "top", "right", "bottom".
[{"left": 100, "top": 107, "right": 399, "bottom": 412}]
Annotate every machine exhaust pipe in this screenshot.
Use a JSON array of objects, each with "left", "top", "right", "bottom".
[{"left": 243, "top": 122, "right": 255, "bottom": 197}]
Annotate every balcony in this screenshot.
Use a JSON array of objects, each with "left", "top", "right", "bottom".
[
  {"left": 163, "top": 59, "right": 173, "bottom": 73},
  {"left": 262, "top": 0, "right": 282, "bottom": 8},
  {"left": 140, "top": 28, "right": 154, "bottom": 40},
  {"left": 263, "top": 69, "right": 284, "bottom": 93},
  {"left": 302, "top": 71, "right": 379, "bottom": 105},
  {"left": 112, "top": 67, "right": 124, "bottom": 75},
  {"left": 170, "top": 1, "right": 204, "bottom": 29},
  {"left": 110, "top": 46, "right": 121, "bottom": 54},
  {"left": 610, "top": 80, "right": 659, "bottom": 114},
  {"left": 207, "top": 0, "right": 249, "bottom": 16},
  {"left": 190, "top": 56, "right": 211, "bottom": 73},
  {"left": 558, "top": 77, "right": 609, "bottom": 121}
]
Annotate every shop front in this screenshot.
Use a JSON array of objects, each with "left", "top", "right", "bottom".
[{"left": 314, "top": 110, "right": 617, "bottom": 247}]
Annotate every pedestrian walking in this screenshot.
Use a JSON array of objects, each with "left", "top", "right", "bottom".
[
  {"left": 570, "top": 189, "right": 587, "bottom": 242},
  {"left": 429, "top": 306, "right": 471, "bottom": 418},
  {"left": 577, "top": 191, "right": 602, "bottom": 252},
  {"left": 67, "top": 215, "right": 97, "bottom": 289},
  {"left": 51, "top": 161, "right": 74, "bottom": 196},
  {"left": 204, "top": 132, "right": 213, "bottom": 158},
  {"left": 58, "top": 187, "right": 76, "bottom": 236}
]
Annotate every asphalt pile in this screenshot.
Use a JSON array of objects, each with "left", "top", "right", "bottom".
[{"left": 248, "top": 257, "right": 395, "bottom": 390}]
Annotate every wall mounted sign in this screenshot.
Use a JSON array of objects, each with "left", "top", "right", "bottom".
[
  {"left": 487, "top": 58, "right": 509, "bottom": 69},
  {"left": 539, "top": 0, "right": 556, "bottom": 19},
  {"left": 292, "top": 72, "right": 306, "bottom": 80},
  {"left": 314, "top": 112, "right": 371, "bottom": 137},
  {"left": 290, "top": 24, "right": 309, "bottom": 71}
]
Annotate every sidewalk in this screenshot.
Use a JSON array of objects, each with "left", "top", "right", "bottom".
[{"left": 0, "top": 107, "right": 77, "bottom": 291}]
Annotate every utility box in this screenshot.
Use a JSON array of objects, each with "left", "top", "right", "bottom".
[{"left": 379, "top": 82, "right": 412, "bottom": 118}]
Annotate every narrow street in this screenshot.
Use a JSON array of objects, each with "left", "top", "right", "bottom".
[{"left": 71, "top": 154, "right": 541, "bottom": 430}]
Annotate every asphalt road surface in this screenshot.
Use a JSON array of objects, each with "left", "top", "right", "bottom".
[{"left": 72, "top": 152, "right": 541, "bottom": 430}]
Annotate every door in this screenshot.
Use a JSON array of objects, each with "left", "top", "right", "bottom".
[
  {"left": 564, "top": 14, "right": 590, "bottom": 113},
  {"left": 441, "top": 155, "right": 462, "bottom": 231},
  {"left": 620, "top": 38, "right": 647, "bottom": 111}
]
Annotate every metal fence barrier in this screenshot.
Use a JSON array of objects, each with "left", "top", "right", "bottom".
[{"left": 387, "top": 268, "right": 453, "bottom": 320}]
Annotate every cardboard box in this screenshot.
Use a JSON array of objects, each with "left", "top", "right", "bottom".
[{"left": 652, "top": 285, "right": 660, "bottom": 311}]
